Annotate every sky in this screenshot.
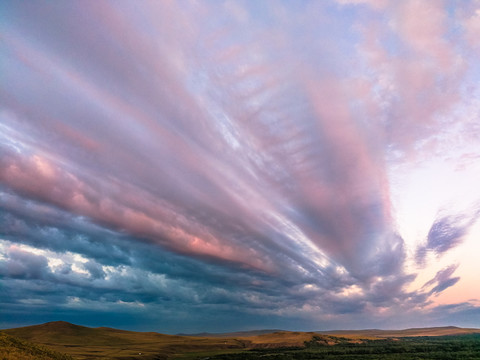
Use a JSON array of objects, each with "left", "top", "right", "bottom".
[{"left": 1, "top": 0, "right": 480, "bottom": 334}]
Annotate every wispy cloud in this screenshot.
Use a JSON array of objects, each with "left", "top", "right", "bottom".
[{"left": 416, "top": 206, "right": 480, "bottom": 264}]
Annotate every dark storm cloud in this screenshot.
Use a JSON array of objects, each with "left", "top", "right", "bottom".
[{"left": 0, "top": 246, "right": 49, "bottom": 280}]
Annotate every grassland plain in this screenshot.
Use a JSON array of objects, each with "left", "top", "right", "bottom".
[
  {"left": 2, "top": 322, "right": 480, "bottom": 360},
  {"left": 203, "top": 334, "right": 480, "bottom": 360}
]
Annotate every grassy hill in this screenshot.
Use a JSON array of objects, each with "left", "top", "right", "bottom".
[
  {"left": 0, "top": 331, "right": 73, "bottom": 360},
  {"left": 2, "top": 321, "right": 247, "bottom": 359},
  {"left": 2, "top": 321, "right": 480, "bottom": 359}
]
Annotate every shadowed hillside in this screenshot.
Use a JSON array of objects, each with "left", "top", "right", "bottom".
[{"left": 0, "top": 331, "right": 73, "bottom": 360}]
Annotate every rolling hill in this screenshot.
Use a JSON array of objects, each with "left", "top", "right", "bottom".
[
  {"left": 1, "top": 321, "right": 246, "bottom": 359},
  {"left": 2, "top": 321, "right": 480, "bottom": 359}
]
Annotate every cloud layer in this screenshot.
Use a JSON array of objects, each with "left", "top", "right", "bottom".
[{"left": 1, "top": 0, "right": 480, "bottom": 332}]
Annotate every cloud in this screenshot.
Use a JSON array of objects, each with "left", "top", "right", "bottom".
[
  {"left": 459, "top": 1, "right": 480, "bottom": 53},
  {"left": 416, "top": 206, "right": 480, "bottom": 264},
  {"left": 1, "top": 0, "right": 479, "bottom": 332},
  {"left": 335, "top": 0, "right": 388, "bottom": 10},
  {"left": 422, "top": 264, "right": 461, "bottom": 295},
  {"left": 430, "top": 277, "right": 460, "bottom": 295},
  {"left": 0, "top": 246, "right": 49, "bottom": 280},
  {"left": 427, "top": 215, "right": 473, "bottom": 253}
]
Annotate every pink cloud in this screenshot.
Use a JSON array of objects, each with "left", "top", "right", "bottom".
[
  {"left": 2, "top": 0, "right": 479, "bottom": 330},
  {"left": 0, "top": 148, "right": 274, "bottom": 273},
  {"left": 462, "top": 6, "right": 480, "bottom": 51},
  {"left": 392, "top": 0, "right": 453, "bottom": 68},
  {"left": 335, "top": 0, "right": 388, "bottom": 10},
  {"left": 351, "top": 0, "right": 467, "bottom": 155}
]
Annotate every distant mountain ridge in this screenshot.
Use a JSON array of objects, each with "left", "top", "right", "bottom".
[
  {"left": 177, "top": 329, "right": 284, "bottom": 337},
  {"left": 179, "top": 325, "right": 480, "bottom": 338},
  {"left": 317, "top": 325, "right": 480, "bottom": 338}
]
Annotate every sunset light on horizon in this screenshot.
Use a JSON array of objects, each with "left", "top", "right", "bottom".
[{"left": 1, "top": 0, "right": 480, "bottom": 334}]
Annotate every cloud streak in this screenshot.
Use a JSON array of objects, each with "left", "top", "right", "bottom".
[{"left": 1, "top": 0, "right": 480, "bottom": 332}]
